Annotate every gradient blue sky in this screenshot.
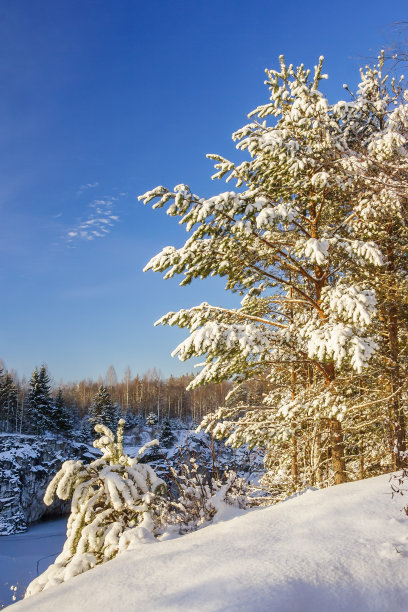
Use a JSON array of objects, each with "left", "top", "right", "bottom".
[{"left": 0, "top": 0, "right": 406, "bottom": 384}]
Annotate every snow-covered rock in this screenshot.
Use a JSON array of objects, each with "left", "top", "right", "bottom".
[
  {"left": 132, "top": 427, "right": 264, "bottom": 482},
  {"left": 11, "top": 473, "right": 408, "bottom": 611},
  {"left": 0, "top": 434, "right": 97, "bottom": 535}
]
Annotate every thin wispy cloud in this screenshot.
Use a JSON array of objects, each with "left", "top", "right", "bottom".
[
  {"left": 67, "top": 198, "right": 120, "bottom": 243},
  {"left": 76, "top": 182, "right": 99, "bottom": 196}
]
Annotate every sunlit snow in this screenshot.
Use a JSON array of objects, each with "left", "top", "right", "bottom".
[{"left": 9, "top": 473, "right": 408, "bottom": 612}]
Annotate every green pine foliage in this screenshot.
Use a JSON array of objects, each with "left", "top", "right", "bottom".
[
  {"left": 25, "top": 420, "right": 167, "bottom": 597},
  {"left": 88, "top": 385, "right": 118, "bottom": 432},
  {"left": 77, "top": 414, "right": 93, "bottom": 444},
  {"left": 0, "top": 369, "right": 18, "bottom": 433},
  {"left": 160, "top": 417, "right": 175, "bottom": 448},
  {"left": 52, "top": 388, "right": 74, "bottom": 436},
  {"left": 146, "top": 411, "right": 159, "bottom": 426},
  {"left": 25, "top": 365, "right": 53, "bottom": 435},
  {"left": 140, "top": 54, "right": 408, "bottom": 495}
]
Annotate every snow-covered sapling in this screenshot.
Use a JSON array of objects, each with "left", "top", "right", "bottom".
[{"left": 25, "top": 419, "right": 166, "bottom": 597}]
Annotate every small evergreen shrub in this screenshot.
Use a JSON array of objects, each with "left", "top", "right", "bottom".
[{"left": 25, "top": 420, "right": 166, "bottom": 597}]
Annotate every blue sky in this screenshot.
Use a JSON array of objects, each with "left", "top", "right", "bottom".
[{"left": 0, "top": 0, "right": 406, "bottom": 384}]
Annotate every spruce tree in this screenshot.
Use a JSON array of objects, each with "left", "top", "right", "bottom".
[
  {"left": 0, "top": 368, "right": 7, "bottom": 429},
  {"left": 52, "top": 388, "right": 73, "bottom": 436},
  {"left": 78, "top": 413, "right": 93, "bottom": 444},
  {"left": 0, "top": 370, "right": 18, "bottom": 433},
  {"left": 146, "top": 411, "right": 159, "bottom": 427},
  {"left": 160, "top": 417, "right": 175, "bottom": 448},
  {"left": 89, "top": 385, "right": 117, "bottom": 431},
  {"left": 25, "top": 366, "right": 53, "bottom": 434}
]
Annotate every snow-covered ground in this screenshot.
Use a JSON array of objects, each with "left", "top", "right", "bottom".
[
  {"left": 7, "top": 473, "right": 408, "bottom": 611},
  {"left": 0, "top": 518, "right": 66, "bottom": 609}
]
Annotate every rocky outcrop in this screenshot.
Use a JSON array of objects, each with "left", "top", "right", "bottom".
[
  {"left": 0, "top": 427, "right": 264, "bottom": 537},
  {"left": 0, "top": 434, "right": 97, "bottom": 535}
]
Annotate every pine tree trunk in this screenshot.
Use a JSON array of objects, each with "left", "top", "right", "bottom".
[
  {"left": 291, "top": 435, "right": 299, "bottom": 486},
  {"left": 386, "top": 242, "right": 406, "bottom": 469},
  {"left": 313, "top": 428, "right": 322, "bottom": 486},
  {"left": 329, "top": 418, "right": 346, "bottom": 484},
  {"left": 359, "top": 443, "right": 364, "bottom": 480},
  {"left": 390, "top": 387, "right": 406, "bottom": 470},
  {"left": 323, "top": 362, "right": 347, "bottom": 484},
  {"left": 290, "top": 366, "right": 298, "bottom": 487},
  {"left": 211, "top": 432, "right": 217, "bottom": 477}
]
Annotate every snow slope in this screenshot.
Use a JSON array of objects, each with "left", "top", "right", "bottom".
[{"left": 10, "top": 474, "right": 408, "bottom": 612}]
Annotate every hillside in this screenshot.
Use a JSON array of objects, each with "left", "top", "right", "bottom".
[{"left": 9, "top": 473, "right": 408, "bottom": 612}]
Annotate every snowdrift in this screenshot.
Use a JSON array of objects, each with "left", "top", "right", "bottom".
[{"left": 11, "top": 473, "right": 408, "bottom": 611}]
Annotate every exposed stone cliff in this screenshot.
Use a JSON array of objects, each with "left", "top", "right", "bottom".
[{"left": 0, "top": 434, "right": 97, "bottom": 535}]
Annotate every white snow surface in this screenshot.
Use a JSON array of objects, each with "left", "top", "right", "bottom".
[{"left": 10, "top": 474, "right": 408, "bottom": 611}]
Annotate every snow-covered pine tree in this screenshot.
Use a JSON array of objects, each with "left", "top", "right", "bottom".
[
  {"left": 146, "top": 411, "right": 159, "bottom": 427},
  {"left": 160, "top": 417, "right": 175, "bottom": 448},
  {"left": 88, "top": 385, "right": 117, "bottom": 432},
  {"left": 330, "top": 55, "right": 408, "bottom": 470},
  {"left": 24, "top": 365, "right": 53, "bottom": 435},
  {"left": 0, "top": 368, "right": 6, "bottom": 431},
  {"left": 52, "top": 388, "right": 74, "bottom": 436},
  {"left": 24, "top": 368, "right": 40, "bottom": 433},
  {"left": 139, "top": 55, "right": 402, "bottom": 492},
  {"left": 0, "top": 370, "right": 18, "bottom": 433},
  {"left": 25, "top": 420, "right": 166, "bottom": 597},
  {"left": 77, "top": 413, "right": 93, "bottom": 443}
]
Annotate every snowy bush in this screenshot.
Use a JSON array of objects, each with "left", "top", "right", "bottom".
[
  {"left": 161, "top": 456, "right": 249, "bottom": 535},
  {"left": 390, "top": 469, "right": 408, "bottom": 516},
  {"left": 25, "top": 420, "right": 166, "bottom": 597}
]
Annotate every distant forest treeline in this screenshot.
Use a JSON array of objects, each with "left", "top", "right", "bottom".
[
  {"left": 62, "top": 368, "right": 231, "bottom": 422},
  {"left": 0, "top": 362, "right": 232, "bottom": 434}
]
